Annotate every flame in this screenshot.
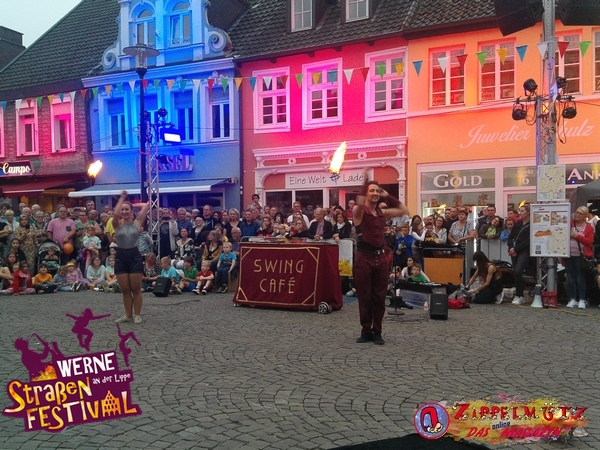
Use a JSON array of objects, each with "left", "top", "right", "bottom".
[{"left": 329, "top": 141, "right": 347, "bottom": 174}]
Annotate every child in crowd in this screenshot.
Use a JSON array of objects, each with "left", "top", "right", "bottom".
[
  {"left": 408, "top": 263, "right": 428, "bottom": 283},
  {"left": 400, "top": 257, "right": 430, "bottom": 281},
  {"left": 179, "top": 256, "right": 198, "bottom": 293},
  {"left": 65, "top": 260, "right": 90, "bottom": 292},
  {"left": 42, "top": 246, "right": 60, "bottom": 271},
  {"left": 5, "top": 238, "right": 26, "bottom": 264},
  {"left": 394, "top": 224, "right": 414, "bottom": 268},
  {"left": 388, "top": 265, "right": 402, "bottom": 292},
  {"left": 215, "top": 242, "right": 237, "bottom": 293},
  {"left": 142, "top": 252, "right": 160, "bottom": 292},
  {"left": 105, "top": 243, "right": 118, "bottom": 266},
  {"left": 159, "top": 256, "right": 181, "bottom": 294},
  {"left": 53, "top": 266, "right": 71, "bottom": 292},
  {"left": 9, "top": 261, "right": 36, "bottom": 295},
  {"left": 33, "top": 263, "right": 57, "bottom": 294},
  {"left": 86, "top": 256, "right": 106, "bottom": 290},
  {"left": 192, "top": 260, "right": 214, "bottom": 295},
  {"left": 82, "top": 225, "right": 101, "bottom": 271},
  {"left": 102, "top": 256, "right": 120, "bottom": 293}
]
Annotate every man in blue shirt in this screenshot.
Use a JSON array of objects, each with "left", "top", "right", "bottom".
[{"left": 239, "top": 209, "right": 260, "bottom": 237}]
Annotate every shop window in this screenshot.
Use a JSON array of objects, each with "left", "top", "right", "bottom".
[
  {"left": 173, "top": 90, "right": 195, "bottom": 142},
  {"left": 431, "top": 48, "right": 465, "bottom": 107},
  {"left": 106, "top": 98, "right": 127, "bottom": 148},
  {"left": 17, "top": 107, "right": 38, "bottom": 156},
  {"left": 365, "top": 49, "right": 406, "bottom": 121},
  {"left": 253, "top": 68, "right": 290, "bottom": 133},
  {"left": 555, "top": 34, "right": 581, "bottom": 94},
  {"left": 346, "top": 0, "right": 368, "bottom": 21},
  {"left": 135, "top": 8, "right": 155, "bottom": 48},
  {"left": 266, "top": 191, "right": 293, "bottom": 214},
  {"left": 302, "top": 59, "right": 342, "bottom": 129},
  {"left": 170, "top": 2, "right": 191, "bottom": 46},
  {"left": 51, "top": 101, "right": 75, "bottom": 152},
  {"left": 479, "top": 42, "right": 515, "bottom": 102},
  {"left": 292, "top": 0, "right": 312, "bottom": 31},
  {"left": 209, "top": 88, "right": 230, "bottom": 140},
  {"left": 595, "top": 30, "right": 600, "bottom": 92}
]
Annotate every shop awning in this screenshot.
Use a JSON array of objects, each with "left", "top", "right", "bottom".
[
  {"left": 1, "top": 179, "right": 75, "bottom": 196},
  {"left": 68, "top": 180, "right": 228, "bottom": 197}
]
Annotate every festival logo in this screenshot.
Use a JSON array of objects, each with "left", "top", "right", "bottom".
[
  {"left": 414, "top": 395, "right": 587, "bottom": 444},
  {"left": 3, "top": 309, "right": 142, "bottom": 432}
]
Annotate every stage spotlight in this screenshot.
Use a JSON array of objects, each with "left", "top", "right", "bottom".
[
  {"left": 512, "top": 102, "right": 527, "bottom": 121},
  {"left": 157, "top": 108, "right": 168, "bottom": 118},
  {"left": 556, "top": 77, "right": 567, "bottom": 90},
  {"left": 562, "top": 103, "right": 577, "bottom": 119},
  {"left": 523, "top": 78, "right": 538, "bottom": 96}
]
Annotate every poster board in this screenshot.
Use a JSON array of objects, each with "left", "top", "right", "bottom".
[
  {"left": 537, "top": 164, "right": 566, "bottom": 201},
  {"left": 530, "top": 203, "right": 570, "bottom": 258}
]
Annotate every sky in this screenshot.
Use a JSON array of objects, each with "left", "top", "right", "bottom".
[{"left": 1, "top": 0, "right": 82, "bottom": 47}]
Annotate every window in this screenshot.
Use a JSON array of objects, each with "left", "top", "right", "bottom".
[
  {"left": 51, "top": 101, "right": 75, "bottom": 152},
  {"left": 595, "top": 31, "right": 600, "bottom": 92},
  {"left": 302, "top": 59, "right": 342, "bottom": 128},
  {"left": 555, "top": 34, "right": 581, "bottom": 93},
  {"left": 253, "top": 69, "right": 290, "bottom": 132},
  {"left": 17, "top": 107, "right": 37, "bottom": 156},
  {"left": 292, "top": 0, "right": 312, "bottom": 31},
  {"left": 365, "top": 49, "right": 406, "bottom": 121},
  {"left": 479, "top": 42, "right": 515, "bottom": 102},
  {"left": 136, "top": 9, "right": 155, "bottom": 47},
  {"left": 170, "top": 2, "right": 191, "bottom": 46},
  {"left": 431, "top": 48, "right": 465, "bottom": 107},
  {"left": 107, "top": 98, "right": 127, "bottom": 147},
  {"left": 173, "top": 91, "right": 195, "bottom": 142},
  {"left": 209, "top": 89, "right": 230, "bottom": 140},
  {"left": 347, "top": 0, "right": 368, "bottom": 21}
]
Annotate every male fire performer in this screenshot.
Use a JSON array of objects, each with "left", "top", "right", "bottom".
[{"left": 353, "top": 173, "right": 408, "bottom": 345}]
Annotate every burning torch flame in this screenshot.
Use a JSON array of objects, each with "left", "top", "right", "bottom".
[{"left": 329, "top": 141, "right": 347, "bottom": 174}]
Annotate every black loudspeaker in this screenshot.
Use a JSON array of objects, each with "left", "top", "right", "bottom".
[
  {"left": 429, "top": 293, "right": 448, "bottom": 320},
  {"left": 557, "top": 0, "right": 600, "bottom": 25},
  {"left": 153, "top": 276, "right": 172, "bottom": 297},
  {"left": 494, "top": 0, "right": 544, "bottom": 36}
]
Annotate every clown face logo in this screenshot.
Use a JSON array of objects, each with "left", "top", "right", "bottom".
[{"left": 414, "top": 403, "right": 450, "bottom": 439}]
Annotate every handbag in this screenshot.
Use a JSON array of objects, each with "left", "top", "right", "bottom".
[{"left": 576, "top": 240, "right": 597, "bottom": 276}]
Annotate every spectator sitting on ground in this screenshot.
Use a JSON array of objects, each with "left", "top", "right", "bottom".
[
  {"left": 142, "top": 252, "right": 160, "bottom": 292},
  {"left": 408, "top": 263, "right": 428, "bottom": 283},
  {"left": 192, "top": 260, "right": 214, "bottom": 295},
  {"left": 158, "top": 256, "right": 181, "bottom": 295},
  {"left": 33, "top": 263, "right": 56, "bottom": 294},
  {"left": 202, "top": 230, "right": 222, "bottom": 272},
  {"left": 179, "top": 256, "right": 198, "bottom": 293},
  {"left": 86, "top": 256, "right": 106, "bottom": 289},
  {"left": 400, "top": 257, "right": 430, "bottom": 281}
]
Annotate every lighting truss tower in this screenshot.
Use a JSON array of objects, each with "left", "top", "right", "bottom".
[{"left": 146, "top": 123, "right": 161, "bottom": 252}]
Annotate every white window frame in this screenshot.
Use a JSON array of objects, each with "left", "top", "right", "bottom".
[
  {"left": 135, "top": 8, "right": 156, "bottom": 48},
  {"left": 0, "top": 108, "right": 4, "bottom": 158},
  {"left": 595, "top": 30, "right": 600, "bottom": 92},
  {"left": 16, "top": 105, "right": 38, "bottom": 156},
  {"left": 253, "top": 68, "right": 290, "bottom": 133},
  {"left": 170, "top": 2, "right": 192, "bottom": 46},
  {"left": 479, "top": 41, "right": 515, "bottom": 103},
  {"left": 347, "top": 0, "right": 369, "bottom": 22},
  {"left": 430, "top": 47, "right": 466, "bottom": 108},
  {"left": 51, "top": 99, "right": 76, "bottom": 153},
  {"left": 292, "top": 0, "right": 312, "bottom": 32},
  {"left": 208, "top": 86, "right": 231, "bottom": 141},
  {"left": 99, "top": 95, "right": 129, "bottom": 150},
  {"left": 555, "top": 33, "right": 581, "bottom": 94},
  {"left": 302, "top": 58, "right": 343, "bottom": 129},
  {"left": 171, "top": 89, "right": 196, "bottom": 143},
  {"left": 365, "top": 48, "right": 406, "bottom": 122}
]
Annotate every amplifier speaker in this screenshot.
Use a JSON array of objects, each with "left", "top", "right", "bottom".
[
  {"left": 494, "top": 0, "right": 544, "bottom": 36},
  {"left": 153, "top": 276, "right": 172, "bottom": 297},
  {"left": 557, "top": 0, "right": 600, "bottom": 25},
  {"left": 429, "top": 293, "right": 448, "bottom": 320}
]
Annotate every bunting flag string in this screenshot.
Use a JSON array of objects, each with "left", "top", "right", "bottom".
[
  {"left": 128, "top": 80, "right": 136, "bottom": 92},
  {"left": 58, "top": 93, "right": 65, "bottom": 102},
  {"left": 579, "top": 40, "right": 591, "bottom": 57},
  {"left": 295, "top": 73, "right": 303, "bottom": 88},
  {"left": 153, "top": 79, "right": 161, "bottom": 90},
  {"left": 234, "top": 77, "right": 243, "bottom": 91},
  {"left": 456, "top": 54, "right": 468, "bottom": 69},
  {"left": 48, "top": 94, "right": 55, "bottom": 104},
  {"left": 312, "top": 71, "right": 321, "bottom": 85},
  {"left": 207, "top": 78, "right": 214, "bottom": 91},
  {"left": 476, "top": 51, "right": 487, "bottom": 67},
  {"left": 37, "top": 97, "right": 43, "bottom": 108},
  {"left": 557, "top": 41, "right": 569, "bottom": 58},
  {"left": 359, "top": 67, "right": 369, "bottom": 81},
  {"left": 69, "top": 91, "right": 76, "bottom": 103},
  {"left": 166, "top": 79, "right": 175, "bottom": 91},
  {"left": 14, "top": 99, "right": 22, "bottom": 111},
  {"left": 220, "top": 77, "right": 228, "bottom": 92},
  {"left": 327, "top": 69, "right": 337, "bottom": 83},
  {"left": 413, "top": 60, "right": 422, "bottom": 76},
  {"left": 496, "top": 47, "right": 508, "bottom": 65},
  {"left": 91, "top": 87, "right": 98, "bottom": 98},
  {"left": 263, "top": 76, "right": 272, "bottom": 90},
  {"left": 0, "top": 101, "right": 6, "bottom": 112},
  {"left": 178, "top": 79, "right": 187, "bottom": 91},
  {"left": 537, "top": 42, "right": 548, "bottom": 58},
  {"left": 438, "top": 56, "right": 448, "bottom": 74},
  {"left": 104, "top": 85, "right": 112, "bottom": 96},
  {"left": 280, "top": 74, "right": 288, "bottom": 88},
  {"left": 249, "top": 77, "right": 257, "bottom": 92},
  {"left": 394, "top": 63, "right": 404, "bottom": 77},
  {"left": 343, "top": 68, "right": 354, "bottom": 84},
  {"left": 516, "top": 45, "right": 527, "bottom": 62},
  {"left": 376, "top": 64, "right": 386, "bottom": 78}
]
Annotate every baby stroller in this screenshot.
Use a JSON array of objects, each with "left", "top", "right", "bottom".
[{"left": 37, "top": 240, "right": 62, "bottom": 276}]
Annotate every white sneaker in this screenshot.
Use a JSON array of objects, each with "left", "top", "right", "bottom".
[
  {"left": 566, "top": 299, "right": 578, "bottom": 308},
  {"left": 578, "top": 300, "right": 587, "bottom": 309},
  {"left": 495, "top": 293, "right": 503, "bottom": 304},
  {"left": 512, "top": 296, "right": 524, "bottom": 305},
  {"left": 133, "top": 315, "right": 142, "bottom": 324}
]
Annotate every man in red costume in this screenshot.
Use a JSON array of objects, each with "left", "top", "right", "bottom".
[{"left": 353, "top": 174, "right": 409, "bottom": 345}]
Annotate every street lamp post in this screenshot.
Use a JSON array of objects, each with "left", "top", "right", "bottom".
[{"left": 123, "top": 44, "right": 159, "bottom": 203}]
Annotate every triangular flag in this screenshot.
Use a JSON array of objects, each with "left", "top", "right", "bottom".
[
  {"left": 295, "top": 73, "right": 303, "bottom": 87},
  {"left": 263, "top": 76, "right": 272, "bottom": 90},
  {"left": 557, "top": 41, "right": 569, "bottom": 58},
  {"left": 80, "top": 89, "right": 88, "bottom": 99},
  {"left": 394, "top": 63, "right": 404, "bottom": 77},
  {"left": 279, "top": 75, "right": 288, "bottom": 87},
  {"left": 456, "top": 54, "right": 468, "bottom": 69},
  {"left": 142, "top": 79, "right": 149, "bottom": 90},
  {"left": 579, "top": 40, "right": 591, "bottom": 57},
  {"left": 516, "top": 45, "right": 527, "bottom": 62},
  {"left": 476, "top": 51, "right": 487, "bottom": 67},
  {"left": 193, "top": 79, "right": 202, "bottom": 91},
  {"left": 537, "top": 42, "right": 548, "bottom": 57},
  {"left": 359, "top": 67, "right": 369, "bottom": 81},
  {"left": 128, "top": 80, "right": 136, "bottom": 91},
  {"left": 438, "top": 56, "right": 448, "bottom": 74},
  {"left": 497, "top": 47, "right": 508, "bottom": 65},
  {"left": 249, "top": 77, "right": 257, "bottom": 91},
  {"left": 312, "top": 71, "right": 322, "bottom": 84},
  {"left": 166, "top": 79, "right": 175, "bottom": 91},
  {"left": 327, "top": 69, "right": 337, "bottom": 83},
  {"left": 15, "top": 99, "right": 22, "bottom": 111},
  {"left": 179, "top": 79, "right": 187, "bottom": 91},
  {"left": 48, "top": 94, "right": 55, "bottom": 104},
  {"left": 221, "top": 77, "right": 228, "bottom": 92},
  {"left": 0, "top": 101, "right": 6, "bottom": 112},
  {"left": 343, "top": 68, "right": 354, "bottom": 84},
  {"left": 105, "top": 85, "right": 113, "bottom": 96},
  {"left": 69, "top": 91, "right": 76, "bottom": 102},
  {"left": 153, "top": 79, "right": 161, "bottom": 90},
  {"left": 26, "top": 98, "right": 33, "bottom": 108},
  {"left": 234, "top": 77, "right": 243, "bottom": 91},
  {"left": 207, "top": 78, "right": 214, "bottom": 91},
  {"left": 115, "top": 84, "right": 121, "bottom": 93},
  {"left": 413, "top": 60, "right": 422, "bottom": 76},
  {"left": 58, "top": 93, "right": 65, "bottom": 102},
  {"left": 91, "top": 87, "right": 98, "bottom": 98},
  {"left": 37, "top": 97, "right": 43, "bottom": 108},
  {"left": 376, "top": 64, "right": 386, "bottom": 78}
]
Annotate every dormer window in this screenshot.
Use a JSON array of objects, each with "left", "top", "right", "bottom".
[
  {"left": 170, "top": 2, "right": 191, "bottom": 46},
  {"left": 136, "top": 9, "right": 155, "bottom": 47},
  {"left": 292, "top": 0, "right": 312, "bottom": 31},
  {"left": 347, "top": 0, "right": 368, "bottom": 21}
]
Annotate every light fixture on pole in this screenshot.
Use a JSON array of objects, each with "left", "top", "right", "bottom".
[{"left": 123, "top": 44, "right": 159, "bottom": 203}]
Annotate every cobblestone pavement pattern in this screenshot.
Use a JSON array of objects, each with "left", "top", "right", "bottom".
[{"left": 1, "top": 290, "right": 599, "bottom": 450}]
